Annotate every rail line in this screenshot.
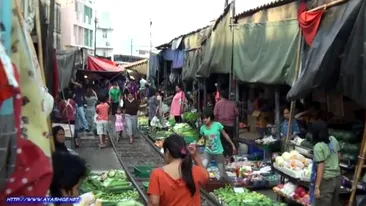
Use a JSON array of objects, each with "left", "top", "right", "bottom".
[{"left": 108, "top": 125, "right": 221, "bottom": 206}]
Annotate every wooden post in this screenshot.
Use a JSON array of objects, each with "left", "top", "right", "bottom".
[
  {"left": 284, "top": 30, "right": 303, "bottom": 151},
  {"left": 348, "top": 111, "right": 366, "bottom": 206}
]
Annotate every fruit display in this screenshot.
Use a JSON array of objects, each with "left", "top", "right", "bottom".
[
  {"left": 273, "top": 150, "right": 312, "bottom": 179},
  {"left": 79, "top": 169, "right": 143, "bottom": 206},
  {"left": 213, "top": 186, "right": 286, "bottom": 206},
  {"left": 273, "top": 183, "right": 310, "bottom": 206}
]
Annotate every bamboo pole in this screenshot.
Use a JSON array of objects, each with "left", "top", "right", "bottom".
[
  {"left": 348, "top": 111, "right": 366, "bottom": 206},
  {"left": 307, "top": 0, "right": 348, "bottom": 12},
  {"left": 284, "top": 31, "right": 303, "bottom": 151}
]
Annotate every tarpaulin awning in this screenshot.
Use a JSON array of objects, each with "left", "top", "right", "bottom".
[
  {"left": 124, "top": 59, "right": 148, "bottom": 75},
  {"left": 183, "top": 49, "right": 201, "bottom": 81},
  {"left": 87, "top": 56, "right": 124, "bottom": 72},
  {"left": 197, "top": 3, "right": 233, "bottom": 77},
  {"left": 233, "top": 20, "right": 300, "bottom": 85},
  {"left": 337, "top": 0, "right": 366, "bottom": 107},
  {"left": 287, "top": 0, "right": 362, "bottom": 100},
  {"left": 181, "top": 27, "right": 210, "bottom": 81},
  {"left": 149, "top": 52, "right": 160, "bottom": 77},
  {"left": 56, "top": 48, "right": 80, "bottom": 90}
]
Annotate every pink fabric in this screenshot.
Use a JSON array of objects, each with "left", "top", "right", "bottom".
[
  {"left": 115, "top": 114, "right": 124, "bottom": 132},
  {"left": 214, "top": 99, "right": 238, "bottom": 127},
  {"left": 170, "top": 91, "right": 185, "bottom": 116},
  {"left": 96, "top": 103, "right": 110, "bottom": 121}
]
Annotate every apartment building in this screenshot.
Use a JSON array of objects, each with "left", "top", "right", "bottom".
[
  {"left": 95, "top": 10, "right": 113, "bottom": 58},
  {"left": 60, "top": 0, "right": 95, "bottom": 54}
]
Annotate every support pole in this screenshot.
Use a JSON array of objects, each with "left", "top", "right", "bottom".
[
  {"left": 284, "top": 31, "right": 303, "bottom": 151},
  {"left": 274, "top": 88, "right": 281, "bottom": 139},
  {"left": 348, "top": 111, "right": 366, "bottom": 206}
]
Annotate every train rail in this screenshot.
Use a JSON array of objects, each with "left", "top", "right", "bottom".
[{"left": 108, "top": 124, "right": 221, "bottom": 206}]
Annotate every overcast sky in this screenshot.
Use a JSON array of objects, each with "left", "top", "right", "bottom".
[{"left": 104, "top": 0, "right": 274, "bottom": 55}]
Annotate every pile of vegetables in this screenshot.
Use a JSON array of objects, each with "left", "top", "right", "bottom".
[
  {"left": 182, "top": 111, "right": 199, "bottom": 126},
  {"left": 80, "top": 169, "right": 142, "bottom": 205},
  {"left": 137, "top": 116, "right": 149, "bottom": 127},
  {"left": 172, "top": 123, "right": 199, "bottom": 142},
  {"left": 213, "top": 186, "right": 286, "bottom": 206}
]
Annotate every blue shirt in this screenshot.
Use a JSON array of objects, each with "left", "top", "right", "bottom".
[
  {"left": 73, "top": 88, "right": 85, "bottom": 106},
  {"left": 280, "top": 119, "right": 300, "bottom": 137}
]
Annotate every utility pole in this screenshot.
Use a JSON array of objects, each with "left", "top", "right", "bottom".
[
  {"left": 94, "top": 13, "right": 97, "bottom": 56},
  {"left": 148, "top": 19, "right": 152, "bottom": 79},
  {"left": 130, "top": 39, "right": 133, "bottom": 56}
]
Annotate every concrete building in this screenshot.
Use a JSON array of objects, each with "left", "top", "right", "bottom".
[
  {"left": 95, "top": 9, "right": 114, "bottom": 58},
  {"left": 60, "top": 0, "right": 95, "bottom": 55}
]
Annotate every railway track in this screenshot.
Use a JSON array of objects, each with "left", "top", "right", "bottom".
[{"left": 108, "top": 125, "right": 222, "bottom": 206}]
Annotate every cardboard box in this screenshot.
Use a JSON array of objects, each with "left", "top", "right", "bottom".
[{"left": 252, "top": 110, "right": 272, "bottom": 128}]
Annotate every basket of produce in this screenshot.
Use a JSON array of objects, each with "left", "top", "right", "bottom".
[{"left": 133, "top": 166, "right": 154, "bottom": 178}]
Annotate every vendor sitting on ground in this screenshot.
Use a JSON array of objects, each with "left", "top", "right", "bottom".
[{"left": 281, "top": 107, "right": 300, "bottom": 139}]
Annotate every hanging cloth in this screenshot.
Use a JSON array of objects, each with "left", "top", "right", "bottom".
[
  {"left": 309, "top": 139, "right": 336, "bottom": 205},
  {"left": 0, "top": 63, "right": 52, "bottom": 204},
  {"left": 298, "top": 1, "right": 325, "bottom": 46}
]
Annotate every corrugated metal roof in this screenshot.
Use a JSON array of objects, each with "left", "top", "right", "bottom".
[
  {"left": 156, "top": 0, "right": 296, "bottom": 49},
  {"left": 156, "top": 25, "right": 211, "bottom": 49},
  {"left": 235, "top": 0, "right": 297, "bottom": 20},
  {"left": 124, "top": 59, "right": 148, "bottom": 68}
]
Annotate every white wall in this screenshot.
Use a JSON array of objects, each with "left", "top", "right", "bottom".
[{"left": 95, "top": 6, "right": 113, "bottom": 57}]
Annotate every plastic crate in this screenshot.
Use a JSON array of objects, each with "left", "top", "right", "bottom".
[
  {"left": 248, "top": 143, "right": 264, "bottom": 156},
  {"left": 133, "top": 166, "right": 154, "bottom": 178}
]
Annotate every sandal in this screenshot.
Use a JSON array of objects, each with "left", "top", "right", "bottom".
[
  {"left": 99, "top": 143, "right": 107, "bottom": 148},
  {"left": 129, "top": 139, "right": 134, "bottom": 144}
]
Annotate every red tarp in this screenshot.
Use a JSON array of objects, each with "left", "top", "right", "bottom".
[
  {"left": 297, "top": 2, "right": 324, "bottom": 46},
  {"left": 87, "top": 56, "right": 124, "bottom": 72}
]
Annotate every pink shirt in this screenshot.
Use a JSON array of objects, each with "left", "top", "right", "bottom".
[
  {"left": 214, "top": 99, "right": 238, "bottom": 127},
  {"left": 170, "top": 91, "right": 185, "bottom": 116},
  {"left": 96, "top": 103, "right": 110, "bottom": 121}
]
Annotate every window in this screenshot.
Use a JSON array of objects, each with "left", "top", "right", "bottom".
[
  {"left": 89, "top": 30, "right": 93, "bottom": 48},
  {"left": 78, "top": 27, "right": 83, "bottom": 45},
  {"left": 102, "top": 30, "right": 107, "bottom": 38},
  {"left": 84, "top": 28, "right": 89, "bottom": 46},
  {"left": 55, "top": 4, "right": 61, "bottom": 33},
  {"left": 73, "top": 25, "right": 78, "bottom": 44},
  {"left": 84, "top": 6, "right": 92, "bottom": 24},
  {"left": 56, "top": 35, "right": 61, "bottom": 49}
]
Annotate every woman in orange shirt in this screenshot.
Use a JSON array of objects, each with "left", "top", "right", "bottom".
[{"left": 147, "top": 134, "right": 209, "bottom": 206}]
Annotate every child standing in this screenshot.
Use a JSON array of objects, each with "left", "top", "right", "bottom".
[
  {"left": 200, "top": 108, "right": 236, "bottom": 181},
  {"left": 96, "top": 98, "right": 110, "bottom": 148},
  {"left": 115, "top": 107, "right": 124, "bottom": 141}
]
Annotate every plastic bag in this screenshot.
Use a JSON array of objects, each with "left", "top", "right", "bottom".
[
  {"left": 161, "top": 103, "right": 169, "bottom": 113},
  {"left": 151, "top": 116, "right": 162, "bottom": 128},
  {"left": 119, "top": 99, "right": 124, "bottom": 107}
]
